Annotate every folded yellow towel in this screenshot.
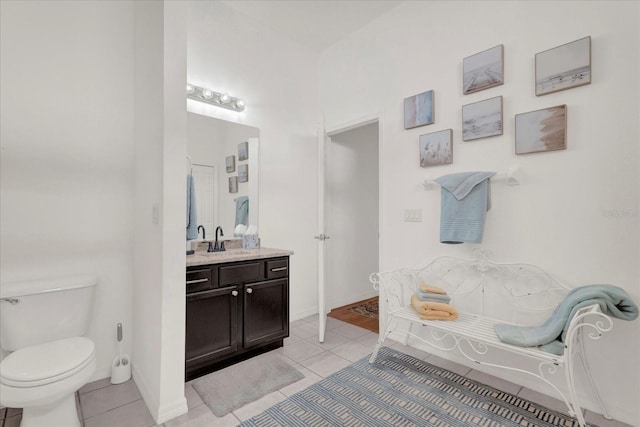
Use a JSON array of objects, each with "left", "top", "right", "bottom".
[
  {"left": 419, "top": 284, "right": 448, "bottom": 295},
  {"left": 411, "top": 294, "right": 458, "bottom": 321}
]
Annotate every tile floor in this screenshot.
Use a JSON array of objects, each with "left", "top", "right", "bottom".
[{"left": 0, "top": 315, "right": 632, "bottom": 427}]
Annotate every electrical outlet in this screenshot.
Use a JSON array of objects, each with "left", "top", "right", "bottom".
[
  {"left": 152, "top": 203, "right": 160, "bottom": 224},
  {"left": 404, "top": 209, "right": 422, "bottom": 222}
]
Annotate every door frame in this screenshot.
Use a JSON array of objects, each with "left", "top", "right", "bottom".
[{"left": 317, "top": 112, "right": 383, "bottom": 342}]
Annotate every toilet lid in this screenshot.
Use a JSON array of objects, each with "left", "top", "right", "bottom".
[{"left": 0, "top": 337, "right": 95, "bottom": 387}]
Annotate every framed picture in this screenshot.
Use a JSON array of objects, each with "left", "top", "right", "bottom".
[
  {"left": 228, "top": 176, "right": 238, "bottom": 193},
  {"left": 419, "top": 129, "right": 453, "bottom": 168},
  {"left": 462, "top": 96, "right": 503, "bottom": 141},
  {"left": 225, "top": 155, "right": 235, "bottom": 173},
  {"left": 515, "top": 105, "right": 567, "bottom": 155},
  {"left": 404, "top": 90, "right": 434, "bottom": 129},
  {"left": 238, "top": 164, "right": 248, "bottom": 183},
  {"left": 463, "top": 45, "right": 504, "bottom": 95},
  {"left": 536, "top": 36, "right": 591, "bottom": 96},
  {"left": 238, "top": 141, "right": 249, "bottom": 161}
]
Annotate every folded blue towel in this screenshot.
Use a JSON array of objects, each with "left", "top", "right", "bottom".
[
  {"left": 186, "top": 175, "right": 198, "bottom": 241},
  {"left": 235, "top": 196, "right": 249, "bottom": 230},
  {"left": 434, "top": 171, "right": 496, "bottom": 244},
  {"left": 495, "top": 284, "right": 639, "bottom": 355},
  {"left": 417, "top": 290, "right": 451, "bottom": 303}
]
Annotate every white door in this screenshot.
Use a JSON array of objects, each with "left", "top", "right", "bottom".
[
  {"left": 192, "top": 164, "right": 216, "bottom": 240},
  {"left": 316, "top": 121, "right": 329, "bottom": 342},
  {"left": 317, "top": 116, "right": 380, "bottom": 343}
]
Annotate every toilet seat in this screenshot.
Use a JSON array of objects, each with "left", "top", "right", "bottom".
[{"left": 0, "top": 337, "right": 95, "bottom": 388}]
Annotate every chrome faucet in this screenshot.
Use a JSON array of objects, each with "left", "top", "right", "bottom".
[{"left": 197, "top": 225, "right": 206, "bottom": 240}]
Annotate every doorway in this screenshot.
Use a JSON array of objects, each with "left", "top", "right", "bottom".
[{"left": 325, "top": 121, "right": 380, "bottom": 322}]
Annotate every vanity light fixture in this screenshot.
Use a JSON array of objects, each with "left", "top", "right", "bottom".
[{"left": 186, "top": 83, "right": 245, "bottom": 112}]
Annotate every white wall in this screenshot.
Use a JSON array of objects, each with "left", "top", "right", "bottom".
[
  {"left": 0, "top": 0, "right": 135, "bottom": 380},
  {"left": 319, "top": 1, "right": 639, "bottom": 424},
  {"left": 187, "top": 1, "right": 320, "bottom": 320},
  {"left": 327, "top": 123, "right": 379, "bottom": 309},
  {"left": 132, "top": 1, "right": 188, "bottom": 423}
]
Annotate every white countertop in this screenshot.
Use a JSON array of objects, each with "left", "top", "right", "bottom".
[{"left": 186, "top": 247, "right": 293, "bottom": 267}]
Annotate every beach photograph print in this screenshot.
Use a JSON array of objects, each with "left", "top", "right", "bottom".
[
  {"left": 462, "top": 96, "right": 503, "bottom": 141},
  {"left": 404, "top": 90, "right": 434, "bottom": 129},
  {"left": 463, "top": 45, "right": 504, "bottom": 94},
  {"left": 536, "top": 36, "right": 591, "bottom": 96},
  {"left": 419, "top": 129, "right": 453, "bottom": 167},
  {"left": 515, "top": 105, "right": 567, "bottom": 155}
]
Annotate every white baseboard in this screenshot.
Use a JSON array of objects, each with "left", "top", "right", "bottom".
[
  {"left": 291, "top": 305, "right": 318, "bottom": 321},
  {"left": 132, "top": 364, "right": 188, "bottom": 425}
]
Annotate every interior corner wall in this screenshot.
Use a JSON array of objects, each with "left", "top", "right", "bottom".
[
  {"left": 319, "top": 1, "right": 639, "bottom": 424},
  {"left": 186, "top": 1, "right": 320, "bottom": 320},
  {"left": 0, "top": 0, "right": 135, "bottom": 380},
  {"left": 133, "top": 0, "right": 187, "bottom": 423}
]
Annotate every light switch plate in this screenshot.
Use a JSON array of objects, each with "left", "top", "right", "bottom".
[
  {"left": 404, "top": 209, "right": 422, "bottom": 222},
  {"left": 152, "top": 203, "right": 160, "bottom": 224}
]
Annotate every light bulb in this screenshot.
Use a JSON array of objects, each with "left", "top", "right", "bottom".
[
  {"left": 219, "top": 93, "right": 230, "bottom": 103},
  {"left": 235, "top": 99, "right": 245, "bottom": 109},
  {"left": 202, "top": 89, "right": 214, "bottom": 99},
  {"left": 186, "top": 84, "right": 194, "bottom": 94}
]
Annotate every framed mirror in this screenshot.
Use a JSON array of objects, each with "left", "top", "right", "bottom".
[{"left": 187, "top": 112, "right": 259, "bottom": 240}]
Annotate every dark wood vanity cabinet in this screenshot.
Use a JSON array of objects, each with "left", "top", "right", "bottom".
[{"left": 185, "top": 256, "right": 289, "bottom": 380}]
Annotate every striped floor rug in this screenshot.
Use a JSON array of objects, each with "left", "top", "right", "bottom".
[{"left": 240, "top": 347, "right": 597, "bottom": 427}]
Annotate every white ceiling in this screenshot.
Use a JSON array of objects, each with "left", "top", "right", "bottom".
[{"left": 219, "top": 0, "right": 403, "bottom": 52}]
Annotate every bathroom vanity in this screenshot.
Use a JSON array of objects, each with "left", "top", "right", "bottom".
[{"left": 185, "top": 248, "right": 292, "bottom": 381}]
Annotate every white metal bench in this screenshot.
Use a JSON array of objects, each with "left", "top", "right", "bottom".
[{"left": 369, "top": 255, "right": 614, "bottom": 427}]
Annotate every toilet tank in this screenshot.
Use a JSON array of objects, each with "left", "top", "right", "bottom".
[{"left": 0, "top": 276, "right": 96, "bottom": 352}]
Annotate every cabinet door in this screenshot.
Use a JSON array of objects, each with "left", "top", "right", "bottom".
[
  {"left": 185, "top": 287, "right": 239, "bottom": 369},
  {"left": 243, "top": 279, "right": 289, "bottom": 348}
]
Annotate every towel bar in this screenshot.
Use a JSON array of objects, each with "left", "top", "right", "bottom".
[{"left": 423, "top": 165, "right": 521, "bottom": 190}]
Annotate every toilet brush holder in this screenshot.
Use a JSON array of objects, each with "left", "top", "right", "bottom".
[
  {"left": 110, "top": 354, "right": 131, "bottom": 384},
  {"left": 111, "top": 322, "right": 131, "bottom": 384}
]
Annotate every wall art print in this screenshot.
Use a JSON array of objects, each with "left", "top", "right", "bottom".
[
  {"left": 229, "top": 176, "right": 238, "bottom": 193},
  {"left": 238, "top": 164, "right": 248, "bottom": 183},
  {"left": 463, "top": 45, "right": 504, "bottom": 95},
  {"left": 225, "top": 155, "right": 235, "bottom": 173},
  {"left": 462, "top": 96, "right": 503, "bottom": 141},
  {"left": 404, "top": 90, "right": 434, "bottom": 129},
  {"left": 515, "top": 104, "right": 567, "bottom": 155},
  {"left": 238, "top": 141, "right": 249, "bottom": 161},
  {"left": 535, "top": 36, "right": 591, "bottom": 96},
  {"left": 419, "top": 129, "right": 453, "bottom": 167}
]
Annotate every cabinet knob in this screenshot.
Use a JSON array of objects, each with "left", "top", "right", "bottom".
[
  {"left": 231, "top": 290, "right": 238, "bottom": 297},
  {"left": 246, "top": 288, "right": 253, "bottom": 294}
]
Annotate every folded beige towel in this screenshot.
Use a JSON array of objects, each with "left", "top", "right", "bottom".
[
  {"left": 419, "top": 284, "right": 447, "bottom": 295},
  {"left": 411, "top": 294, "right": 458, "bottom": 321}
]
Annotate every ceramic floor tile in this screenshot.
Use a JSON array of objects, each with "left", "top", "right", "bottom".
[
  {"left": 277, "top": 339, "right": 325, "bottom": 362},
  {"left": 165, "top": 404, "right": 239, "bottom": 427},
  {"left": 303, "top": 351, "right": 352, "bottom": 378},
  {"left": 325, "top": 316, "right": 348, "bottom": 330},
  {"left": 466, "top": 369, "right": 522, "bottom": 396},
  {"left": 184, "top": 383, "right": 204, "bottom": 409},
  {"left": 84, "top": 399, "right": 155, "bottom": 427},
  {"left": 283, "top": 334, "right": 302, "bottom": 345},
  {"left": 330, "top": 340, "right": 373, "bottom": 362},
  {"left": 584, "top": 410, "right": 633, "bottom": 427},
  {"left": 79, "top": 377, "right": 112, "bottom": 395},
  {"left": 232, "top": 391, "right": 287, "bottom": 422},
  {"left": 289, "top": 321, "right": 318, "bottom": 340},
  {"left": 354, "top": 331, "right": 380, "bottom": 347},
  {"left": 387, "top": 341, "right": 432, "bottom": 361},
  {"left": 331, "top": 322, "right": 371, "bottom": 340},
  {"left": 278, "top": 366, "right": 322, "bottom": 397},
  {"left": 79, "top": 379, "right": 142, "bottom": 419},
  {"left": 309, "top": 329, "right": 351, "bottom": 350},
  {"left": 421, "top": 353, "right": 472, "bottom": 376}
]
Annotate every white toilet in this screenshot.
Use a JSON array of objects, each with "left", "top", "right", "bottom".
[{"left": 0, "top": 276, "right": 97, "bottom": 427}]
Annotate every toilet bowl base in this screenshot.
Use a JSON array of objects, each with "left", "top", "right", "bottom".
[{"left": 20, "top": 393, "right": 80, "bottom": 427}]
